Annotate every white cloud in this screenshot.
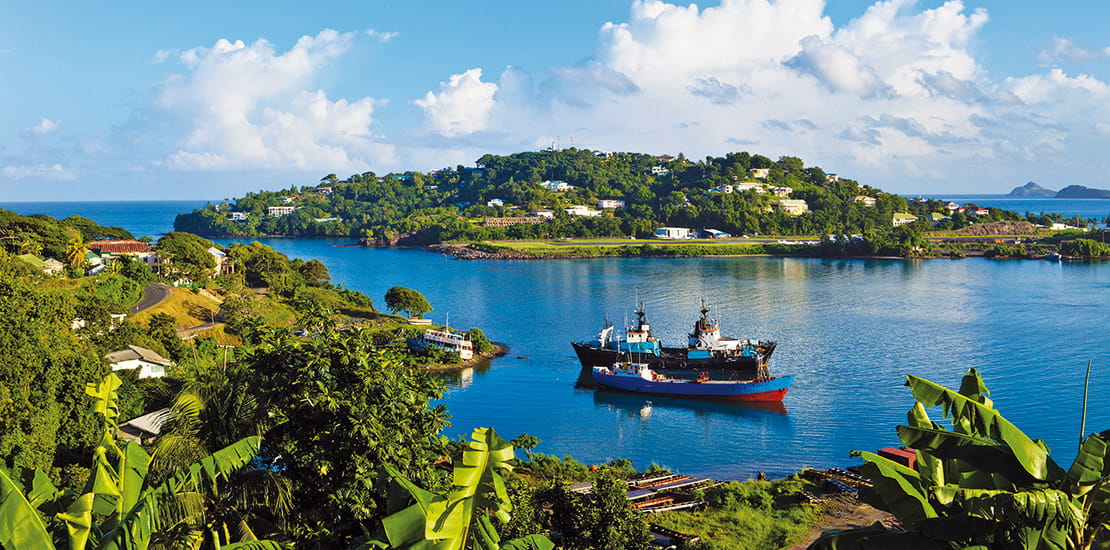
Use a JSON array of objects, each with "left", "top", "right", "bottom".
[
  {"left": 21, "top": 118, "right": 59, "bottom": 139},
  {"left": 404, "top": 0, "right": 1110, "bottom": 192},
  {"left": 365, "top": 29, "right": 399, "bottom": 43},
  {"left": 3, "top": 163, "right": 77, "bottom": 181},
  {"left": 152, "top": 29, "right": 394, "bottom": 173},
  {"left": 413, "top": 68, "right": 499, "bottom": 137},
  {"left": 1038, "top": 37, "right": 1110, "bottom": 65}
]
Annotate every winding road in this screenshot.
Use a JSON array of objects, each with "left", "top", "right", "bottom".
[{"left": 130, "top": 283, "right": 172, "bottom": 315}]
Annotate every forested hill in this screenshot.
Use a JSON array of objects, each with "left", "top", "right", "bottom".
[{"left": 173, "top": 149, "right": 1013, "bottom": 243}]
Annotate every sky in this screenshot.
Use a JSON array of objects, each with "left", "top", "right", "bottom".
[{"left": 2, "top": 0, "right": 1109, "bottom": 200}]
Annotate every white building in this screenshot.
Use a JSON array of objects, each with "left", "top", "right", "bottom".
[
  {"left": 106, "top": 345, "right": 173, "bottom": 379},
  {"left": 315, "top": 187, "right": 333, "bottom": 195},
  {"left": 750, "top": 168, "right": 770, "bottom": 179},
  {"left": 597, "top": 199, "right": 625, "bottom": 209},
  {"left": 267, "top": 206, "right": 297, "bottom": 217},
  {"left": 892, "top": 213, "right": 918, "bottom": 226},
  {"left": 540, "top": 180, "right": 574, "bottom": 191},
  {"left": 853, "top": 196, "right": 877, "bottom": 207},
  {"left": 772, "top": 199, "right": 810, "bottom": 215},
  {"left": 229, "top": 212, "right": 249, "bottom": 221},
  {"left": 486, "top": 198, "right": 506, "bottom": 207},
  {"left": 534, "top": 210, "right": 555, "bottom": 218},
  {"left": 826, "top": 173, "right": 839, "bottom": 183},
  {"left": 654, "top": 227, "right": 692, "bottom": 239},
  {"left": 733, "top": 182, "right": 766, "bottom": 193},
  {"left": 770, "top": 187, "right": 793, "bottom": 197},
  {"left": 650, "top": 166, "right": 670, "bottom": 176},
  {"left": 566, "top": 205, "right": 601, "bottom": 217}
]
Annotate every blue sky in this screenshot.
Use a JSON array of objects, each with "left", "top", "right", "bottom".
[{"left": 2, "top": 0, "right": 1109, "bottom": 200}]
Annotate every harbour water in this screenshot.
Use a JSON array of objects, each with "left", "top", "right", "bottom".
[{"left": 6, "top": 200, "right": 1110, "bottom": 480}]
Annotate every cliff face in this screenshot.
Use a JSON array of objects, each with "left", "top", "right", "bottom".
[
  {"left": 1055, "top": 185, "right": 1110, "bottom": 199},
  {"left": 1007, "top": 182, "right": 1056, "bottom": 197}
]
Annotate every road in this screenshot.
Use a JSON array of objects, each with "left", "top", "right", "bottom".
[{"left": 130, "top": 283, "right": 172, "bottom": 315}]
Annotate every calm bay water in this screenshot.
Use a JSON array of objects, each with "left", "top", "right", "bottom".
[{"left": 10, "top": 201, "right": 1110, "bottom": 480}]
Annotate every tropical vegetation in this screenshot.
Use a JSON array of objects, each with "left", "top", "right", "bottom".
[{"left": 811, "top": 368, "right": 1110, "bottom": 549}]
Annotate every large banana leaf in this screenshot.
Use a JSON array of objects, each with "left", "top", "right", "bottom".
[
  {"left": 905, "top": 374, "right": 1062, "bottom": 481},
  {"left": 896, "top": 425, "right": 1028, "bottom": 487},
  {"left": 931, "top": 487, "right": 1078, "bottom": 550},
  {"left": 852, "top": 451, "right": 937, "bottom": 527},
  {"left": 86, "top": 373, "right": 124, "bottom": 424},
  {"left": 906, "top": 403, "right": 944, "bottom": 486},
  {"left": 97, "top": 436, "right": 261, "bottom": 550},
  {"left": 379, "top": 428, "right": 553, "bottom": 550},
  {"left": 0, "top": 468, "right": 57, "bottom": 550},
  {"left": 424, "top": 427, "right": 515, "bottom": 544},
  {"left": 1065, "top": 433, "right": 1108, "bottom": 497}
]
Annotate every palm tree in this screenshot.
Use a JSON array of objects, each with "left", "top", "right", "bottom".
[{"left": 65, "top": 231, "right": 88, "bottom": 271}]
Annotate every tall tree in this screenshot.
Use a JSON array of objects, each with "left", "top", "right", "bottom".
[{"left": 385, "top": 286, "right": 433, "bottom": 319}]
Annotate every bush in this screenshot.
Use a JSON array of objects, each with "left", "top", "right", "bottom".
[{"left": 704, "top": 481, "right": 774, "bottom": 512}]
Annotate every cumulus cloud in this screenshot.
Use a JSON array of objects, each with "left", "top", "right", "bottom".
[
  {"left": 413, "top": 68, "right": 499, "bottom": 137},
  {"left": 151, "top": 29, "right": 394, "bottom": 172},
  {"left": 1038, "top": 37, "right": 1110, "bottom": 65},
  {"left": 788, "top": 36, "right": 893, "bottom": 98}
]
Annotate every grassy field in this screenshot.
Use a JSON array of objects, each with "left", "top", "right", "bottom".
[
  {"left": 131, "top": 287, "right": 222, "bottom": 329},
  {"left": 650, "top": 477, "right": 824, "bottom": 550}
]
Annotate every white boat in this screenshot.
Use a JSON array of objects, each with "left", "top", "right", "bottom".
[{"left": 414, "top": 328, "right": 474, "bottom": 359}]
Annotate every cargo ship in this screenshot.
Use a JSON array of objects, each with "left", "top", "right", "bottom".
[{"left": 571, "top": 303, "right": 776, "bottom": 376}]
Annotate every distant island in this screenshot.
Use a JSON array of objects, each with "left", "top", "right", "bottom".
[
  {"left": 1007, "top": 181, "right": 1110, "bottom": 199},
  {"left": 1055, "top": 184, "right": 1110, "bottom": 199},
  {"left": 1007, "top": 181, "right": 1055, "bottom": 197}
]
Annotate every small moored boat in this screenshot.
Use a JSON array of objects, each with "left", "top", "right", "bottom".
[{"left": 592, "top": 362, "right": 793, "bottom": 402}]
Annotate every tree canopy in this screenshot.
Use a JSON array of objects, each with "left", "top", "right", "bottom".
[{"left": 385, "top": 286, "right": 433, "bottom": 319}]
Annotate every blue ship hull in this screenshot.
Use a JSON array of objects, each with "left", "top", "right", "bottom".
[{"left": 592, "top": 368, "right": 793, "bottom": 402}]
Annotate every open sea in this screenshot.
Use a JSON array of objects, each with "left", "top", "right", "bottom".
[{"left": 5, "top": 199, "right": 1110, "bottom": 480}]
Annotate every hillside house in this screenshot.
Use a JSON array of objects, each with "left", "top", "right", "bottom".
[
  {"left": 892, "top": 213, "right": 918, "bottom": 226},
  {"left": 566, "top": 205, "right": 601, "bottom": 217},
  {"left": 534, "top": 210, "right": 555, "bottom": 218},
  {"left": 826, "top": 173, "right": 839, "bottom": 183},
  {"left": 315, "top": 187, "right": 333, "bottom": 196},
  {"left": 733, "top": 182, "right": 766, "bottom": 193},
  {"left": 267, "top": 206, "right": 297, "bottom": 217},
  {"left": 650, "top": 166, "right": 670, "bottom": 176},
  {"left": 853, "top": 195, "right": 877, "bottom": 207},
  {"left": 770, "top": 186, "right": 793, "bottom": 197},
  {"left": 772, "top": 199, "right": 810, "bottom": 215},
  {"left": 486, "top": 198, "right": 506, "bottom": 207},
  {"left": 946, "top": 201, "right": 960, "bottom": 212},
  {"left": 541, "top": 180, "right": 574, "bottom": 191},
  {"left": 750, "top": 168, "right": 770, "bottom": 179},
  {"left": 655, "top": 154, "right": 676, "bottom": 162},
  {"left": 228, "top": 212, "right": 249, "bottom": 221},
  {"left": 88, "top": 240, "right": 160, "bottom": 268},
  {"left": 106, "top": 345, "right": 173, "bottom": 379},
  {"left": 597, "top": 199, "right": 625, "bottom": 209}
]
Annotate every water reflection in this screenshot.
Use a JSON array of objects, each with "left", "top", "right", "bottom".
[
  {"left": 592, "top": 389, "right": 789, "bottom": 418},
  {"left": 434, "top": 358, "right": 493, "bottom": 389}
]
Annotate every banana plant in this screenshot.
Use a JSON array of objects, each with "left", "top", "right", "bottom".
[
  {"left": 812, "top": 368, "right": 1110, "bottom": 549},
  {"left": 0, "top": 373, "right": 284, "bottom": 550},
  {"left": 375, "top": 427, "right": 553, "bottom": 550}
]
